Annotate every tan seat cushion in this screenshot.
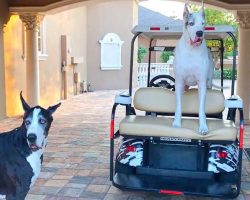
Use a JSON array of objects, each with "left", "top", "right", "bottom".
[
  {"left": 134, "top": 88, "right": 225, "bottom": 114},
  {"left": 120, "top": 116, "right": 237, "bottom": 141}
]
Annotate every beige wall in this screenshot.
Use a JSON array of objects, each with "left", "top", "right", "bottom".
[
  {"left": 40, "top": 6, "right": 87, "bottom": 106},
  {"left": 139, "top": 37, "right": 177, "bottom": 63},
  {"left": 87, "top": 0, "right": 138, "bottom": 90},
  {"left": 3, "top": 0, "right": 138, "bottom": 117},
  {"left": 0, "top": 0, "right": 9, "bottom": 119},
  {"left": 139, "top": 36, "right": 156, "bottom": 63},
  {"left": 4, "top": 15, "right": 26, "bottom": 116},
  {"left": 4, "top": 6, "right": 87, "bottom": 116}
]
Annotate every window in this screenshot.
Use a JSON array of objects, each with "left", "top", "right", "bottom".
[
  {"left": 37, "top": 21, "right": 48, "bottom": 60},
  {"left": 22, "top": 20, "right": 48, "bottom": 61}
]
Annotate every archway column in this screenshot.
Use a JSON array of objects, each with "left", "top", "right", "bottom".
[
  {"left": 19, "top": 13, "right": 44, "bottom": 106},
  {"left": 236, "top": 10, "right": 250, "bottom": 120}
]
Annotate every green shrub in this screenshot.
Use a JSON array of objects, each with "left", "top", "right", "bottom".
[
  {"left": 224, "top": 51, "right": 234, "bottom": 59},
  {"left": 213, "top": 69, "right": 237, "bottom": 80},
  {"left": 137, "top": 46, "right": 148, "bottom": 63},
  {"left": 160, "top": 51, "right": 173, "bottom": 63}
]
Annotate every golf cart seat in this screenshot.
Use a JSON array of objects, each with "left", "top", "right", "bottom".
[{"left": 119, "top": 87, "right": 237, "bottom": 141}]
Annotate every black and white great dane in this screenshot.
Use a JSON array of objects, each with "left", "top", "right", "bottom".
[{"left": 0, "top": 92, "right": 61, "bottom": 200}]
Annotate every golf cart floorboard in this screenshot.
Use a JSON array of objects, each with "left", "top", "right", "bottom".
[{"left": 113, "top": 172, "right": 238, "bottom": 198}]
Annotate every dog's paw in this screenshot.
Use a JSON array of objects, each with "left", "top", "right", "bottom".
[
  {"left": 198, "top": 125, "right": 209, "bottom": 135},
  {"left": 172, "top": 119, "right": 181, "bottom": 128},
  {"left": 0, "top": 195, "right": 6, "bottom": 199}
]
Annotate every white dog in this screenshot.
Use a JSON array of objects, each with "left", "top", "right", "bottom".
[{"left": 173, "top": 3, "right": 214, "bottom": 135}]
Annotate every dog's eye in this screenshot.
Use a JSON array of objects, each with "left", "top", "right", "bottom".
[
  {"left": 189, "top": 22, "right": 194, "bottom": 26},
  {"left": 25, "top": 120, "right": 31, "bottom": 126},
  {"left": 39, "top": 119, "right": 47, "bottom": 125}
]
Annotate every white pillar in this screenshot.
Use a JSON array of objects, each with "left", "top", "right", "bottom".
[
  {"left": 236, "top": 11, "right": 250, "bottom": 120},
  {"left": 19, "top": 14, "right": 43, "bottom": 106}
]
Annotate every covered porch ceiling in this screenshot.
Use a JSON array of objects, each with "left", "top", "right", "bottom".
[
  {"left": 7, "top": 0, "right": 250, "bottom": 13},
  {"left": 7, "top": 0, "right": 250, "bottom": 7},
  {"left": 8, "top": 0, "right": 64, "bottom": 7},
  {"left": 190, "top": 0, "right": 250, "bottom": 10}
]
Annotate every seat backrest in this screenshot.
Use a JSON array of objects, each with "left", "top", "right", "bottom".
[{"left": 133, "top": 87, "right": 225, "bottom": 114}]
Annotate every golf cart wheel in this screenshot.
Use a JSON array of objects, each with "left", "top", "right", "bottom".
[{"left": 149, "top": 75, "right": 175, "bottom": 91}]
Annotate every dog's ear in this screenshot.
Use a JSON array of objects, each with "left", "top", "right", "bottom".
[
  {"left": 183, "top": 3, "right": 190, "bottom": 22},
  {"left": 47, "top": 102, "right": 61, "bottom": 115},
  {"left": 200, "top": 1, "right": 205, "bottom": 18},
  {"left": 20, "top": 91, "right": 31, "bottom": 112}
]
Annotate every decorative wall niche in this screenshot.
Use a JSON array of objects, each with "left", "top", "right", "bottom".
[{"left": 99, "top": 33, "right": 124, "bottom": 70}]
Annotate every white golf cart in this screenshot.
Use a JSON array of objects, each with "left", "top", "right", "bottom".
[{"left": 110, "top": 24, "right": 243, "bottom": 198}]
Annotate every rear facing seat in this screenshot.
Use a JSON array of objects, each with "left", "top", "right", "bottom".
[{"left": 119, "top": 88, "right": 237, "bottom": 141}]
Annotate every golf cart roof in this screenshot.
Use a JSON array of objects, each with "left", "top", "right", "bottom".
[{"left": 132, "top": 25, "right": 235, "bottom": 40}]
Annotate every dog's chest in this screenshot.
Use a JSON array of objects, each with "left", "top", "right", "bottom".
[
  {"left": 174, "top": 42, "right": 210, "bottom": 80},
  {"left": 176, "top": 38, "right": 208, "bottom": 61},
  {"left": 176, "top": 49, "right": 207, "bottom": 67},
  {"left": 26, "top": 152, "right": 42, "bottom": 188}
]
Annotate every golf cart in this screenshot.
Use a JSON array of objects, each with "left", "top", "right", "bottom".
[{"left": 110, "top": 24, "right": 243, "bottom": 198}]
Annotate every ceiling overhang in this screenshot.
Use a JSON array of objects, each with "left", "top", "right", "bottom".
[
  {"left": 8, "top": 0, "right": 64, "bottom": 7},
  {"left": 138, "top": 0, "right": 250, "bottom": 11},
  {"left": 170, "top": 0, "right": 250, "bottom": 11},
  {"left": 9, "top": 0, "right": 89, "bottom": 14},
  {"left": 8, "top": 0, "right": 250, "bottom": 14}
]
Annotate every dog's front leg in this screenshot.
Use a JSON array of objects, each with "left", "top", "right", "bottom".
[
  {"left": 6, "top": 185, "right": 29, "bottom": 200},
  {"left": 173, "top": 79, "right": 184, "bottom": 128},
  {"left": 6, "top": 194, "right": 25, "bottom": 200},
  {"left": 198, "top": 81, "right": 208, "bottom": 134},
  {"left": 207, "top": 51, "right": 214, "bottom": 89},
  {"left": 6, "top": 191, "right": 28, "bottom": 200}
]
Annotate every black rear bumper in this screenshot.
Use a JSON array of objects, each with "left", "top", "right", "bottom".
[{"left": 113, "top": 172, "right": 240, "bottom": 198}]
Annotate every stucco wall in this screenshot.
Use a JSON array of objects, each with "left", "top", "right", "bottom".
[
  {"left": 139, "top": 37, "right": 177, "bottom": 63},
  {"left": 3, "top": 0, "right": 138, "bottom": 116},
  {"left": 4, "top": 16, "right": 26, "bottom": 117},
  {"left": 139, "top": 36, "right": 156, "bottom": 63},
  {"left": 87, "top": 0, "right": 138, "bottom": 90},
  {"left": 0, "top": 0, "right": 8, "bottom": 119},
  {"left": 40, "top": 6, "right": 87, "bottom": 106},
  {"left": 4, "top": 6, "right": 87, "bottom": 116}
]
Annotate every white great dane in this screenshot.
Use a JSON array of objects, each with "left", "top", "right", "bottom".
[{"left": 173, "top": 3, "right": 214, "bottom": 135}]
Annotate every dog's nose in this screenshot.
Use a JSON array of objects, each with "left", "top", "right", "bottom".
[
  {"left": 196, "top": 31, "right": 203, "bottom": 37},
  {"left": 27, "top": 134, "right": 37, "bottom": 143}
]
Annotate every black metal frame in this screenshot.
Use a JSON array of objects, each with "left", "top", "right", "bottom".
[{"left": 110, "top": 28, "right": 243, "bottom": 198}]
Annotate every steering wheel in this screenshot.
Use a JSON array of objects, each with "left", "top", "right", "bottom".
[{"left": 149, "top": 75, "right": 175, "bottom": 91}]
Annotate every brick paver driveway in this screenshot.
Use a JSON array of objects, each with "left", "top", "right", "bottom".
[{"left": 0, "top": 90, "right": 250, "bottom": 200}]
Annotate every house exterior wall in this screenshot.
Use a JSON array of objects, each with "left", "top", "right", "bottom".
[
  {"left": 40, "top": 6, "right": 87, "bottom": 106},
  {"left": 139, "top": 37, "right": 177, "bottom": 63},
  {"left": 4, "top": 6, "right": 88, "bottom": 116},
  {"left": 4, "top": 15, "right": 26, "bottom": 117},
  {"left": 3, "top": 0, "right": 138, "bottom": 117},
  {"left": 139, "top": 36, "right": 156, "bottom": 63},
  {"left": 86, "top": 0, "right": 138, "bottom": 90},
  {"left": 0, "top": 0, "right": 8, "bottom": 119}
]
